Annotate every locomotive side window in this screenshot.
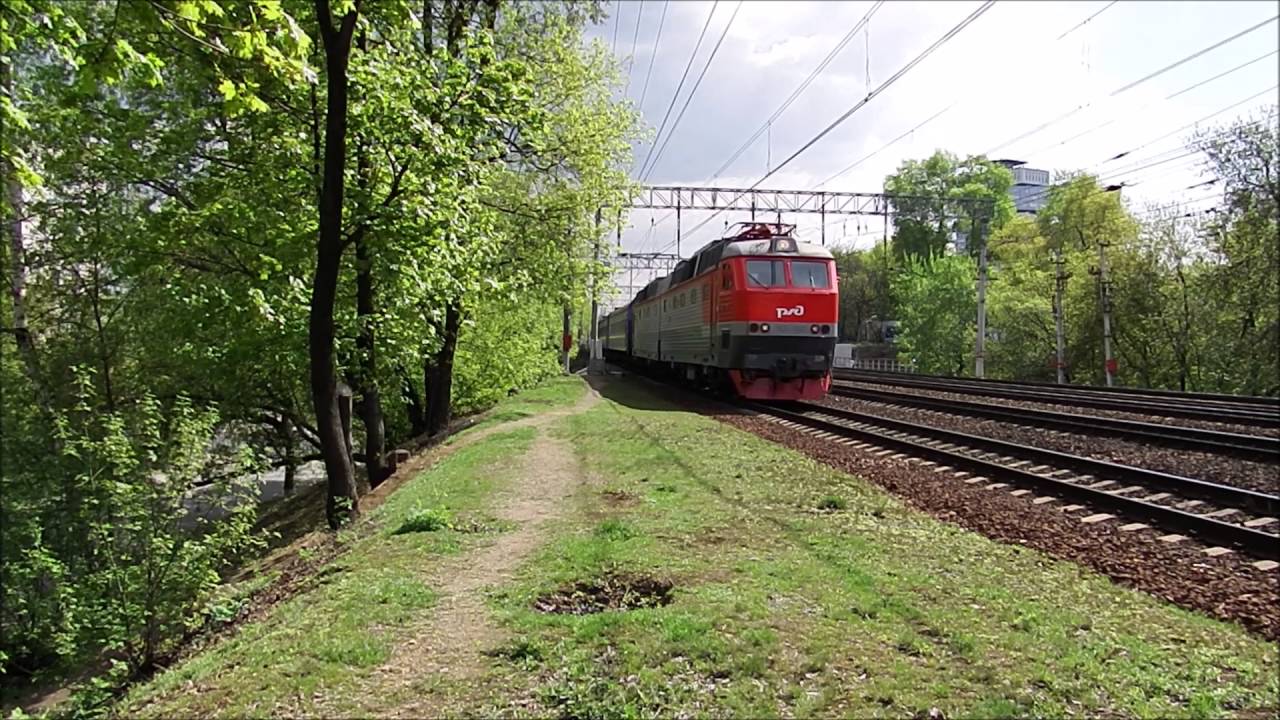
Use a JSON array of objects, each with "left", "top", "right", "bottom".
[
  {"left": 790, "top": 260, "right": 830, "bottom": 288},
  {"left": 746, "top": 260, "right": 786, "bottom": 287}
]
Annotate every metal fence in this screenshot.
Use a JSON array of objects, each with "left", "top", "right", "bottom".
[{"left": 841, "top": 358, "right": 916, "bottom": 373}]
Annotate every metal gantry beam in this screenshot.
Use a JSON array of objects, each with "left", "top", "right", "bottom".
[
  {"left": 602, "top": 252, "right": 681, "bottom": 312},
  {"left": 631, "top": 185, "right": 994, "bottom": 250},
  {"left": 633, "top": 185, "right": 995, "bottom": 217}
]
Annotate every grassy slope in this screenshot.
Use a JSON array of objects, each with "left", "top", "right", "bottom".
[
  {"left": 486, "top": 382, "right": 1277, "bottom": 719},
  {"left": 121, "top": 376, "right": 1277, "bottom": 719},
  {"left": 118, "top": 377, "right": 585, "bottom": 718}
]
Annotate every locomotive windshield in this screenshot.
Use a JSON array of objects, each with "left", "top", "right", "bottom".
[
  {"left": 746, "top": 260, "right": 786, "bottom": 287},
  {"left": 790, "top": 260, "right": 830, "bottom": 288}
]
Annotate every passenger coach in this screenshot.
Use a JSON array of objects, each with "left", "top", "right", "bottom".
[{"left": 599, "top": 222, "right": 838, "bottom": 401}]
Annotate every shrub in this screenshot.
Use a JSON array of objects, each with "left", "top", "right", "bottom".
[
  {"left": 396, "top": 505, "right": 454, "bottom": 534},
  {"left": 1, "top": 371, "right": 262, "bottom": 676}
]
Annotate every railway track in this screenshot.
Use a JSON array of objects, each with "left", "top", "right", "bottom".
[
  {"left": 837, "top": 368, "right": 1280, "bottom": 407},
  {"left": 829, "top": 382, "right": 1280, "bottom": 463},
  {"left": 748, "top": 401, "right": 1280, "bottom": 560},
  {"left": 833, "top": 370, "right": 1280, "bottom": 429}
]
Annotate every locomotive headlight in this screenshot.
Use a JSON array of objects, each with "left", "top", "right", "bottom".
[
  {"left": 760, "top": 323, "right": 771, "bottom": 333},
  {"left": 749, "top": 322, "right": 759, "bottom": 333},
  {"left": 810, "top": 324, "right": 819, "bottom": 334},
  {"left": 821, "top": 324, "right": 830, "bottom": 333}
]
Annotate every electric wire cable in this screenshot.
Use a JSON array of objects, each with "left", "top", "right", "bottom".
[
  {"left": 636, "top": 0, "right": 669, "bottom": 112},
  {"left": 705, "top": 0, "right": 886, "bottom": 184},
  {"left": 670, "top": 0, "right": 997, "bottom": 248},
  {"left": 624, "top": 0, "right": 645, "bottom": 94},
  {"left": 634, "top": 1, "right": 719, "bottom": 178},
  {"left": 640, "top": 1, "right": 745, "bottom": 182},
  {"left": 984, "top": 14, "right": 1277, "bottom": 158}
]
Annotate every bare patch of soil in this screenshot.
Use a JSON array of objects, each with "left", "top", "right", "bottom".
[{"left": 533, "top": 572, "right": 675, "bottom": 615}]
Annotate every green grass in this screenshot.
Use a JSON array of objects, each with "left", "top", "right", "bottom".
[
  {"left": 114, "top": 376, "right": 1278, "bottom": 718},
  {"left": 451, "top": 375, "right": 586, "bottom": 440},
  {"left": 476, "top": 381, "right": 1278, "bottom": 719},
  {"left": 118, "top": 426, "right": 538, "bottom": 718}
]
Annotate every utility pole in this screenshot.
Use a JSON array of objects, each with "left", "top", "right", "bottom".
[
  {"left": 1097, "top": 237, "right": 1116, "bottom": 387},
  {"left": 1052, "top": 249, "right": 1070, "bottom": 384},
  {"left": 974, "top": 214, "right": 989, "bottom": 379}
]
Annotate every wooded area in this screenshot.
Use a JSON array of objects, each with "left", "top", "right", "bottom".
[
  {"left": 1, "top": 0, "right": 637, "bottom": 685},
  {"left": 836, "top": 110, "right": 1278, "bottom": 395}
]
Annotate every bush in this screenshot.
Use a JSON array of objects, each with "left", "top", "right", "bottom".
[
  {"left": 395, "top": 505, "right": 454, "bottom": 534},
  {"left": 0, "top": 371, "right": 263, "bottom": 676}
]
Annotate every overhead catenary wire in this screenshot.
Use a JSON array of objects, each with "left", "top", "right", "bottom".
[
  {"left": 636, "top": 0, "right": 669, "bottom": 112},
  {"left": 705, "top": 0, "right": 886, "bottom": 184},
  {"left": 1110, "top": 13, "right": 1277, "bottom": 96},
  {"left": 812, "top": 0, "right": 1124, "bottom": 192},
  {"left": 984, "top": 13, "right": 1278, "bottom": 158},
  {"left": 611, "top": 4, "right": 621, "bottom": 54},
  {"left": 634, "top": 1, "right": 719, "bottom": 178},
  {"left": 669, "top": 0, "right": 998, "bottom": 249},
  {"left": 816, "top": 102, "right": 956, "bottom": 189},
  {"left": 1056, "top": 0, "right": 1117, "bottom": 41},
  {"left": 640, "top": 1, "right": 744, "bottom": 183},
  {"left": 624, "top": 0, "right": 645, "bottom": 94},
  {"left": 640, "top": 1, "right": 885, "bottom": 248},
  {"left": 1022, "top": 53, "right": 1280, "bottom": 160}
]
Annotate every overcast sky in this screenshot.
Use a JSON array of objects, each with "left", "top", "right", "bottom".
[{"left": 585, "top": 0, "right": 1278, "bottom": 300}]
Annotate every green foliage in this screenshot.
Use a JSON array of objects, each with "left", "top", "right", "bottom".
[
  {"left": 831, "top": 248, "right": 893, "bottom": 341},
  {"left": 884, "top": 151, "right": 1014, "bottom": 260},
  {"left": 395, "top": 505, "right": 454, "bottom": 534},
  {"left": 0, "top": 371, "right": 262, "bottom": 676},
  {"left": 891, "top": 254, "right": 977, "bottom": 375},
  {"left": 2, "top": 0, "right": 637, "bottom": 687},
  {"left": 859, "top": 116, "right": 1278, "bottom": 396}
]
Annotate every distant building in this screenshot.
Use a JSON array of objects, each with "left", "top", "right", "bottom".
[{"left": 995, "top": 158, "right": 1051, "bottom": 215}]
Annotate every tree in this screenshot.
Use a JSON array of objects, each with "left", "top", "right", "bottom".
[
  {"left": 1193, "top": 107, "right": 1279, "bottom": 394},
  {"left": 890, "top": 253, "right": 977, "bottom": 375},
  {"left": 831, "top": 248, "right": 892, "bottom": 342},
  {"left": 884, "top": 151, "right": 1014, "bottom": 260}
]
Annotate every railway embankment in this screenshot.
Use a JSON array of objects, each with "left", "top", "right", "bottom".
[{"left": 113, "top": 375, "right": 1276, "bottom": 718}]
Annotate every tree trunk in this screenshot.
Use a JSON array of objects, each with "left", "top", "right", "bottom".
[
  {"left": 402, "top": 369, "right": 427, "bottom": 436},
  {"left": 280, "top": 415, "right": 298, "bottom": 494},
  {"left": 354, "top": 233, "right": 389, "bottom": 486},
  {"left": 425, "top": 302, "right": 462, "bottom": 435},
  {"left": 310, "top": 0, "right": 361, "bottom": 529},
  {"left": 2, "top": 58, "right": 50, "bottom": 414}
]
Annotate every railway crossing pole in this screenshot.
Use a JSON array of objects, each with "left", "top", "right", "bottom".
[{"left": 1053, "top": 249, "right": 1070, "bottom": 384}]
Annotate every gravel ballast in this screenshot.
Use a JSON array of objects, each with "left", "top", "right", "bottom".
[
  {"left": 819, "top": 393, "right": 1280, "bottom": 495},
  {"left": 611, "top": 372, "right": 1279, "bottom": 641},
  {"left": 718, "top": 409, "right": 1279, "bottom": 640}
]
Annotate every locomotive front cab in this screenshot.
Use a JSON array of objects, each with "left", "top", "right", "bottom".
[{"left": 715, "top": 224, "right": 838, "bottom": 400}]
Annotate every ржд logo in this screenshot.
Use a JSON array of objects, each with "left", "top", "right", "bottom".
[{"left": 776, "top": 305, "right": 805, "bottom": 319}]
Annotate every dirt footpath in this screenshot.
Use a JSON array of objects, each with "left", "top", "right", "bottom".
[{"left": 343, "top": 384, "right": 601, "bottom": 717}]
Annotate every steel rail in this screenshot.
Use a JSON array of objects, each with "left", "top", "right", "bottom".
[
  {"left": 829, "top": 383, "right": 1280, "bottom": 463},
  {"left": 832, "top": 371, "right": 1280, "bottom": 429},
  {"left": 748, "top": 402, "right": 1279, "bottom": 558},
  {"left": 834, "top": 368, "right": 1280, "bottom": 408}
]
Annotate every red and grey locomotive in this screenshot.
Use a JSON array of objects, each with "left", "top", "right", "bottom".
[{"left": 598, "top": 222, "right": 838, "bottom": 400}]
